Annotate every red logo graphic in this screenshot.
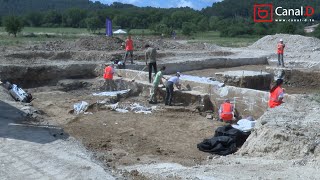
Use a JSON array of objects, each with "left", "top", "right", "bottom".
[
  {"left": 254, "top": 4, "right": 273, "bottom": 22},
  {"left": 304, "top": 6, "right": 315, "bottom": 17}
]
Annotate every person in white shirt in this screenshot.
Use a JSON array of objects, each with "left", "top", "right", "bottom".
[{"left": 165, "top": 72, "right": 181, "bottom": 106}]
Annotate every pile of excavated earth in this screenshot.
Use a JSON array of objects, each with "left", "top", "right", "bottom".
[
  {"left": 1, "top": 34, "right": 320, "bottom": 179},
  {"left": 26, "top": 36, "right": 207, "bottom": 52},
  {"left": 249, "top": 34, "right": 320, "bottom": 68}
]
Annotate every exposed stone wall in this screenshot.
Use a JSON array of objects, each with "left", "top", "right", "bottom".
[
  {"left": 124, "top": 57, "right": 268, "bottom": 74},
  {"left": 0, "top": 63, "right": 99, "bottom": 88},
  {"left": 117, "top": 69, "right": 295, "bottom": 119}
]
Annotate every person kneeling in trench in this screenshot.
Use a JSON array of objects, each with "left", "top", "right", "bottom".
[
  {"left": 103, "top": 63, "right": 121, "bottom": 91},
  {"left": 149, "top": 66, "right": 167, "bottom": 104},
  {"left": 219, "top": 99, "right": 238, "bottom": 123}
]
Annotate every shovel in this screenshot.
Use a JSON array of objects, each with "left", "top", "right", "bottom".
[{"left": 131, "top": 66, "right": 147, "bottom": 82}]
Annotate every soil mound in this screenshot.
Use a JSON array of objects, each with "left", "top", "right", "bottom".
[
  {"left": 29, "top": 36, "right": 207, "bottom": 52},
  {"left": 75, "top": 36, "right": 124, "bottom": 51},
  {"left": 250, "top": 34, "right": 320, "bottom": 52},
  {"left": 238, "top": 95, "right": 320, "bottom": 159},
  {"left": 28, "top": 39, "right": 71, "bottom": 51}
]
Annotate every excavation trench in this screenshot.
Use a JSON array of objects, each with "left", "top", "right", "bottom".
[
  {"left": 1, "top": 61, "right": 304, "bottom": 119},
  {"left": 1, "top": 34, "right": 319, "bottom": 179},
  {"left": 1, "top": 59, "right": 310, "bottom": 177}
]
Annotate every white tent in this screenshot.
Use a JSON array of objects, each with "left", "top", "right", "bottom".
[{"left": 113, "top": 29, "right": 127, "bottom": 34}]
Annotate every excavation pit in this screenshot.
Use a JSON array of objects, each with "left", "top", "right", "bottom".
[
  {"left": 1, "top": 62, "right": 318, "bottom": 179},
  {"left": 2, "top": 34, "right": 320, "bottom": 179},
  {"left": 215, "top": 70, "right": 272, "bottom": 90}
]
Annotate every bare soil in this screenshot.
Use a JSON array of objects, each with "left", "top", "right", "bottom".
[
  {"left": 2, "top": 34, "right": 320, "bottom": 179},
  {"left": 29, "top": 87, "right": 225, "bottom": 170}
]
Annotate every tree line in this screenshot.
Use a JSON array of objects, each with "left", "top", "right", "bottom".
[
  {"left": 1, "top": 0, "right": 320, "bottom": 38},
  {"left": 0, "top": 1, "right": 208, "bottom": 36}
]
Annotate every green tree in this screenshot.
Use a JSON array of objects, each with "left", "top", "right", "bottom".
[
  {"left": 62, "top": 8, "right": 87, "bottom": 28},
  {"left": 25, "top": 12, "right": 43, "bottom": 27},
  {"left": 277, "top": 23, "right": 297, "bottom": 34},
  {"left": 43, "top": 11, "right": 62, "bottom": 27},
  {"left": 3, "top": 16, "right": 24, "bottom": 37},
  {"left": 182, "top": 22, "right": 195, "bottom": 36},
  {"left": 150, "top": 23, "right": 172, "bottom": 36},
  {"left": 208, "top": 16, "right": 220, "bottom": 30},
  {"left": 86, "top": 16, "right": 101, "bottom": 33},
  {"left": 197, "top": 17, "right": 209, "bottom": 31},
  {"left": 113, "top": 14, "right": 130, "bottom": 28},
  {"left": 253, "top": 23, "right": 268, "bottom": 35}
]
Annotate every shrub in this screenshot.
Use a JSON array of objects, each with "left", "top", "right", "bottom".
[{"left": 3, "top": 16, "right": 24, "bottom": 37}]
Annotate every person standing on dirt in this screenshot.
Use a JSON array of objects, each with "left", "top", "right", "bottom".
[
  {"left": 124, "top": 35, "right": 134, "bottom": 64},
  {"left": 149, "top": 66, "right": 167, "bottom": 104},
  {"left": 269, "top": 79, "right": 285, "bottom": 108},
  {"left": 219, "top": 99, "right": 235, "bottom": 123},
  {"left": 165, "top": 72, "right": 181, "bottom": 106},
  {"left": 145, "top": 44, "right": 158, "bottom": 83},
  {"left": 277, "top": 39, "right": 285, "bottom": 67},
  {"left": 103, "top": 63, "right": 121, "bottom": 91},
  {"left": 172, "top": 31, "right": 176, "bottom": 40}
]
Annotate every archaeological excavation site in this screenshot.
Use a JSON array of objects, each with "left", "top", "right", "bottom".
[{"left": 1, "top": 34, "right": 320, "bottom": 179}]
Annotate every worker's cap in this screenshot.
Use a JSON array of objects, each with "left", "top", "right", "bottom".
[
  {"left": 176, "top": 72, "right": 181, "bottom": 76},
  {"left": 279, "top": 39, "right": 283, "bottom": 42}
]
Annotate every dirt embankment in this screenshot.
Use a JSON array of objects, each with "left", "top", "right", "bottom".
[
  {"left": 249, "top": 34, "right": 320, "bottom": 68},
  {"left": 250, "top": 34, "right": 320, "bottom": 52},
  {"left": 0, "top": 36, "right": 211, "bottom": 63},
  {"left": 26, "top": 36, "right": 207, "bottom": 52},
  {"left": 238, "top": 95, "right": 320, "bottom": 160}
]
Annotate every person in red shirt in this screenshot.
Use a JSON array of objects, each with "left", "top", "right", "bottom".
[
  {"left": 103, "top": 63, "right": 121, "bottom": 91},
  {"left": 277, "top": 39, "right": 285, "bottom": 67},
  {"left": 124, "top": 35, "right": 134, "bottom": 64},
  {"left": 219, "top": 99, "right": 234, "bottom": 123},
  {"left": 269, "top": 79, "right": 285, "bottom": 108}
]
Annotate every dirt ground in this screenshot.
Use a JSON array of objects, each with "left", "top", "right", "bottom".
[
  {"left": 29, "top": 87, "right": 226, "bottom": 170},
  {"left": 2, "top": 34, "right": 320, "bottom": 179}
]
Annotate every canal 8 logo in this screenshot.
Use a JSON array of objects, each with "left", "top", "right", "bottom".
[
  {"left": 254, "top": 4, "right": 315, "bottom": 23},
  {"left": 254, "top": 4, "right": 273, "bottom": 22}
]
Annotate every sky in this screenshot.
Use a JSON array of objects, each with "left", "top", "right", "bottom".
[{"left": 91, "top": 0, "right": 222, "bottom": 10}]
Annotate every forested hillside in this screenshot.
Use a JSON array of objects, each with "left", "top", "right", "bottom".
[
  {"left": 203, "top": 0, "right": 320, "bottom": 18},
  {"left": 0, "top": 0, "right": 98, "bottom": 15},
  {"left": 0, "top": 0, "right": 319, "bottom": 37},
  {"left": 202, "top": 0, "right": 320, "bottom": 37}
]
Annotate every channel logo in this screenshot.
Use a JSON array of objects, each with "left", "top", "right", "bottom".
[
  {"left": 254, "top": 4, "right": 273, "bottom": 22},
  {"left": 254, "top": 4, "right": 315, "bottom": 23}
]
